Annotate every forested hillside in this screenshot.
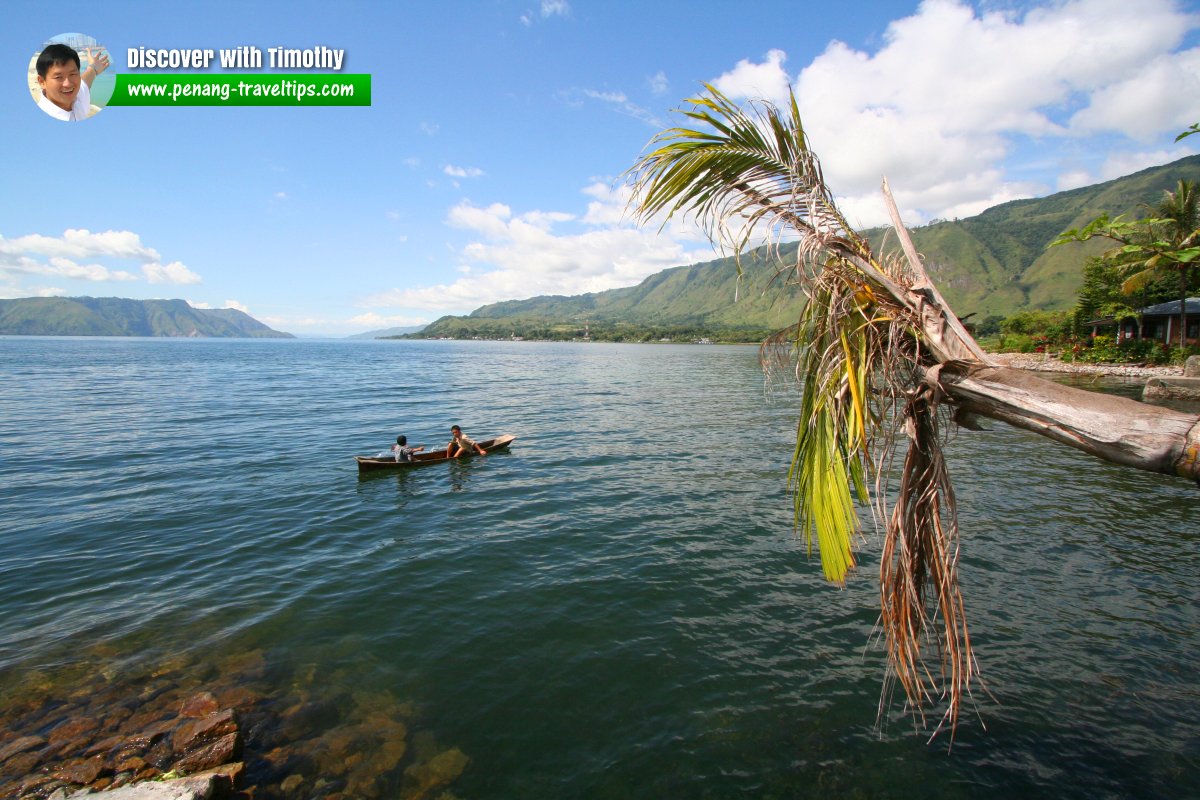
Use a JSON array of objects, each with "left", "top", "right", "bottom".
[{"left": 411, "top": 154, "right": 1200, "bottom": 340}]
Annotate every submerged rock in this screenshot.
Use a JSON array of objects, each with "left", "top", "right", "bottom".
[
  {"left": 0, "top": 650, "right": 470, "bottom": 800},
  {"left": 59, "top": 774, "right": 222, "bottom": 799},
  {"left": 1143, "top": 376, "right": 1200, "bottom": 401},
  {"left": 402, "top": 747, "right": 469, "bottom": 799},
  {"left": 179, "top": 693, "right": 220, "bottom": 720},
  {"left": 0, "top": 735, "right": 46, "bottom": 765}
]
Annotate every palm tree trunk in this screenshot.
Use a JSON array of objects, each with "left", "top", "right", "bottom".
[
  {"left": 932, "top": 362, "right": 1200, "bottom": 481},
  {"left": 881, "top": 184, "right": 1200, "bottom": 484}
]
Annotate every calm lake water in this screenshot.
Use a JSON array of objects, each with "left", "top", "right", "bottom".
[{"left": 1, "top": 337, "right": 1197, "bottom": 798}]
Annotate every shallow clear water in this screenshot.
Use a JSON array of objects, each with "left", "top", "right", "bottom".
[{"left": 0, "top": 337, "right": 1197, "bottom": 798}]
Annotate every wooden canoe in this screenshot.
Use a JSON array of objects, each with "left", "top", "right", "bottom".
[{"left": 355, "top": 434, "right": 516, "bottom": 472}]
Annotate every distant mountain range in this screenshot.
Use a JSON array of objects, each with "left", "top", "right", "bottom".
[
  {"left": 0, "top": 297, "right": 293, "bottom": 338},
  {"left": 348, "top": 324, "right": 427, "bottom": 339},
  {"left": 419, "top": 154, "right": 1200, "bottom": 339}
]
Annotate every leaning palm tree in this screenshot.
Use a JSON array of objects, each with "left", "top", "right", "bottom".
[{"left": 625, "top": 85, "right": 1200, "bottom": 739}]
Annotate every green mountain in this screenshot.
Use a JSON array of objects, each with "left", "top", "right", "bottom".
[
  {"left": 0, "top": 297, "right": 293, "bottom": 338},
  {"left": 419, "top": 154, "right": 1200, "bottom": 339},
  {"left": 867, "top": 153, "right": 1200, "bottom": 317}
]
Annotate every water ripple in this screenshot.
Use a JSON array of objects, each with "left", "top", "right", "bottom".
[{"left": 1, "top": 338, "right": 1197, "bottom": 798}]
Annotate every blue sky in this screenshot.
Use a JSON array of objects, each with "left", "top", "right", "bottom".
[{"left": 4, "top": 0, "right": 1199, "bottom": 336}]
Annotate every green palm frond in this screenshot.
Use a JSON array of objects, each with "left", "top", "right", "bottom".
[
  {"left": 626, "top": 84, "right": 979, "bottom": 738},
  {"left": 627, "top": 84, "right": 856, "bottom": 268},
  {"left": 787, "top": 277, "right": 875, "bottom": 582},
  {"left": 627, "top": 85, "right": 889, "bottom": 585}
]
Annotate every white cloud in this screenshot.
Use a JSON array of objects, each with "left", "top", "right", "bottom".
[
  {"left": 1069, "top": 49, "right": 1200, "bottom": 140},
  {"left": 580, "top": 88, "right": 662, "bottom": 127},
  {"left": 0, "top": 252, "right": 138, "bottom": 283},
  {"left": 362, "top": 188, "right": 712, "bottom": 314},
  {"left": 585, "top": 89, "right": 626, "bottom": 104},
  {"left": 444, "top": 164, "right": 484, "bottom": 178},
  {"left": 0, "top": 229, "right": 161, "bottom": 262},
  {"left": 0, "top": 283, "right": 59, "bottom": 299},
  {"left": 46, "top": 257, "right": 138, "bottom": 282},
  {"left": 223, "top": 300, "right": 249, "bottom": 312},
  {"left": 712, "top": 49, "right": 792, "bottom": 104},
  {"left": 1056, "top": 145, "right": 1198, "bottom": 191},
  {"left": 447, "top": 201, "right": 513, "bottom": 237},
  {"left": 143, "top": 261, "right": 202, "bottom": 285},
  {"left": 0, "top": 228, "right": 202, "bottom": 293},
  {"left": 648, "top": 71, "right": 669, "bottom": 96},
  {"left": 523, "top": 0, "right": 569, "bottom": 24},
  {"left": 708, "top": 0, "right": 1200, "bottom": 226},
  {"left": 581, "top": 181, "right": 630, "bottom": 226}
]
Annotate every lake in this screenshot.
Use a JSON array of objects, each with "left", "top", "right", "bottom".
[{"left": 0, "top": 337, "right": 1197, "bottom": 798}]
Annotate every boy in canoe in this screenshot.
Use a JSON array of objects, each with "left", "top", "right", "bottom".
[
  {"left": 447, "top": 425, "right": 487, "bottom": 458},
  {"left": 391, "top": 435, "right": 424, "bottom": 463}
]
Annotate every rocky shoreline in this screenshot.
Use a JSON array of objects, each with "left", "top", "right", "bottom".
[{"left": 990, "top": 352, "right": 1184, "bottom": 378}]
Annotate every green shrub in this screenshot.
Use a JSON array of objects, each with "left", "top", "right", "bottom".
[
  {"left": 1000, "top": 310, "right": 1072, "bottom": 339},
  {"left": 1167, "top": 345, "right": 1200, "bottom": 365},
  {"left": 995, "top": 333, "right": 1037, "bottom": 353},
  {"left": 1079, "top": 335, "right": 1166, "bottom": 364}
]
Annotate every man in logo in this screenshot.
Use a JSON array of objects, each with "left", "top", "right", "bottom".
[{"left": 35, "top": 43, "right": 109, "bottom": 121}]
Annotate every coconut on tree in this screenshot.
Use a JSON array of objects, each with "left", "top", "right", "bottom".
[{"left": 624, "top": 86, "right": 1200, "bottom": 739}]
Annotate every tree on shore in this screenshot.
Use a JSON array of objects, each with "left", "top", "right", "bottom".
[
  {"left": 1071, "top": 256, "right": 1151, "bottom": 338},
  {"left": 625, "top": 86, "right": 1200, "bottom": 739},
  {"left": 1054, "top": 179, "right": 1200, "bottom": 349}
]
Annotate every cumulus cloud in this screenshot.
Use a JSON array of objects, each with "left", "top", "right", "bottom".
[
  {"left": 708, "top": 0, "right": 1200, "bottom": 225},
  {"left": 444, "top": 164, "right": 485, "bottom": 178},
  {"left": 362, "top": 189, "right": 712, "bottom": 313},
  {"left": 0, "top": 252, "right": 138, "bottom": 283},
  {"left": 0, "top": 229, "right": 161, "bottom": 262},
  {"left": 0, "top": 229, "right": 203, "bottom": 294},
  {"left": 712, "top": 49, "right": 792, "bottom": 104},
  {"left": 1069, "top": 49, "right": 1200, "bottom": 140},
  {"left": 144, "top": 261, "right": 202, "bottom": 285}
]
